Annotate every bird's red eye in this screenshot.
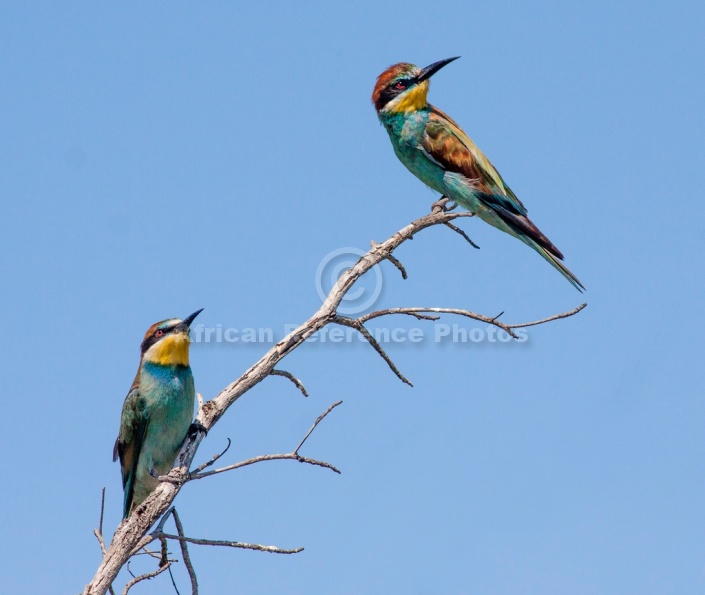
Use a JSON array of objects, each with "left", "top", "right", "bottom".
[
  {"left": 395, "top": 81, "right": 405, "bottom": 90},
  {"left": 155, "top": 330, "right": 164, "bottom": 338}
]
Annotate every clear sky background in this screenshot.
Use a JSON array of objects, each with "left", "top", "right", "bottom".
[{"left": 2, "top": 2, "right": 704, "bottom": 594}]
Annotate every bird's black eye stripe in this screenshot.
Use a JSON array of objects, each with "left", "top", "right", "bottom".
[
  {"left": 375, "top": 76, "right": 416, "bottom": 110},
  {"left": 140, "top": 325, "right": 173, "bottom": 353}
]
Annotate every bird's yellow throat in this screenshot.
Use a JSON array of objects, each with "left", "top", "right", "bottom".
[
  {"left": 144, "top": 332, "right": 191, "bottom": 366},
  {"left": 386, "top": 80, "right": 429, "bottom": 114}
]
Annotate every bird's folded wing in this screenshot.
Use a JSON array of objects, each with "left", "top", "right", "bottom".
[
  {"left": 423, "top": 106, "right": 564, "bottom": 259},
  {"left": 423, "top": 106, "right": 528, "bottom": 216},
  {"left": 114, "top": 384, "right": 149, "bottom": 504}
]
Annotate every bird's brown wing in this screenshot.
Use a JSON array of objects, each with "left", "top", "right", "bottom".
[
  {"left": 422, "top": 106, "right": 563, "bottom": 258},
  {"left": 113, "top": 376, "right": 149, "bottom": 516},
  {"left": 423, "top": 105, "right": 528, "bottom": 215}
]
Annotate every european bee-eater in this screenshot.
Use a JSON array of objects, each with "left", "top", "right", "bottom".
[
  {"left": 113, "top": 309, "right": 202, "bottom": 518},
  {"left": 372, "top": 57, "right": 584, "bottom": 291}
]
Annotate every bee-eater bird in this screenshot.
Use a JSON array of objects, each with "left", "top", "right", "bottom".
[
  {"left": 113, "top": 309, "right": 202, "bottom": 518},
  {"left": 372, "top": 57, "right": 584, "bottom": 291}
]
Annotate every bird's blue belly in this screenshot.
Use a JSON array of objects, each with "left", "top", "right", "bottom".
[
  {"left": 393, "top": 142, "right": 448, "bottom": 196},
  {"left": 133, "top": 364, "right": 195, "bottom": 504}
]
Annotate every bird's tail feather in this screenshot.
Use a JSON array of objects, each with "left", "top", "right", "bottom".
[
  {"left": 122, "top": 476, "right": 135, "bottom": 519},
  {"left": 476, "top": 194, "right": 584, "bottom": 292},
  {"left": 521, "top": 237, "right": 585, "bottom": 292}
]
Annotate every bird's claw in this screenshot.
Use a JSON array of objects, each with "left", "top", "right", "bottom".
[
  {"left": 188, "top": 420, "right": 208, "bottom": 437},
  {"left": 431, "top": 196, "right": 457, "bottom": 213}
]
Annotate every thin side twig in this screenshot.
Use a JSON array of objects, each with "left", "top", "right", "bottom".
[
  {"left": 360, "top": 307, "right": 521, "bottom": 338},
  {"left": 385, "top": 253, "right": 408, "bottom": 279},
  {"left": 333, "top": 315, "right": 413, "bottom": 386},
  {"left": 356, "top": 304, "right": 585, "bottom": 340},
  {"left": 159, "top": 537, "right": 168, "bottom": 567},
  {"left": 155, "top": 533, "right": 303, "bottom": 555},
  {"left": 99, "top": 488, "right": 106, "bottom": 538},
  {"left": 132, "top": 548, "right": 162, "bottom": 560},
  {"left": 269, "top": 369, "right": 309, "bottom": 397},
  {"left": 505, "top": 303, "right": 588, "bottom": 328},
  {"left": 190, "top": 452, "right": 341, "bottom": 478},
  {"left": 190, "top": 439, "right": 232, "bottom": 475},
  {"left": 189, "top": 401, "right": 343, "bottom": 480},
  {"left": 93, "top": 488, "right": 107, "bottom": 558},
  {"left": 294, "top": 401, "right": 342, "bottom": 453},
  {"left": 443, "top": 221, "right": 480, "bottom": 249},
  {"left": 166, "top": 564, "right": 181, "bottom": 595},
  {"left": 122, "top": 561, "right": 173, "bottom": 595},
  {"left": 172, "top": 509, "right": 198, "bottom": 595}
]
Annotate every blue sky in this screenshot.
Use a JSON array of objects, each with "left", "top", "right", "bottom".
[{"left": 2, "top": 2, "right": 704, "bottom": 593}]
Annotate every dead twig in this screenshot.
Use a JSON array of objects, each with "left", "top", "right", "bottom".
[
  {"left": 190, "top": 402, "right": 343, "bottom": 480},
  {"left": 294, "top": 401, "right": 342, "bottom": 454},
  {"left": 122, "top": 561, "right": 174, "bottom": 595},
  {"left": 93, "top": 488, "right": 108, "bottom": 559},
  {"left": 191, "top": 452, "right": 341, "bottom": 478},
  {"left": 269, "top": 369, "right": 309, "bottom": 397},
  {"left": 154, "top": 533, "right": 303, "bottom": 555},
  {"left": 172, "top": 509, "right": 198, "bottom": 595},
  {"left": 443, "top": 221, "right": 480, "bottom": 249},
  {"left": 505, "top": 303, "right": 588, "bottom": 328},
  {"left": 333, "top": 315, "right": 413, "bottom": 386},
  {"left": 190, "top": 439, "right": 232, "bottom": 476},
  {"left": 385, "top": 253, "right": 408, "bottom": 280},
  {"left": 356, "top": 305, "right": 584, "bottom": 340}
]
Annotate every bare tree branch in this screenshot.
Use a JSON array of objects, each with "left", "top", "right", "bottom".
[
  {"left": 99, "top": 488, "right": 106, "bottom": 539},
  {"left": 332, "top": 315, "right": 413, "bottom": 386},
  {"left": 269, "top": 369, "right": 309, "bottom": 397},
  {"left": 192, "top": 452, "right": 341, "bottom": 477},
  {"left": 122, "top": 561, "right": 174, "bottom": 595},
  {"left": 190, "top": 439, "right": 232, "bottom": 476},
  {"left": 190, "top": 401, "right": 343, "bottom": 480},
  {"left": 172, "top": 509, "right": 198, "bottom": 595},
  {"left": 154, "top": 508, "right": 174, "bottom": 534},
  {"left": 93, "top": 488, "right": 108, "bottom": 559},
  {"left": 331, "top": 304, "right": 587, "bottom": 386},
  {"left": 82, "top": 206, "right": 586, "bottom": 595},
  {"left": 503, "top": 303, "right": 588, "bottom": 328},
  {"left": 132, "top": 548, "right": 162, "bottom": 561},
  {"left": 356, "top": 305, "right": 584, "bottom": 340},
  {"left": 358, "top": 307, "right": 520, "bottom": 335},
  {"left": 371, "top": 241, "right": 408, "bottom": 280},
  {"left": 166, "top": 565, "right": 181, "bottom": 595},
  {"left": 154, "top": 534, "right": 303, "bottom": 555},
  {"left": 294, "top": 400, "right": 342, "bottom": 453},
  {"left": 443, "top": 221, "right": 480, "bottom": 249},
  {"left": 159, "top": 537, "right": 168, "bottom": 567}
]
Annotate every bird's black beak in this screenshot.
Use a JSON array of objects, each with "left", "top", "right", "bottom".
[
  {"left": 417, "top": 56, "right": 460, "bottom": 83},
  {"left": 180, "top": 308, "right": 204, "bottom": 331}
]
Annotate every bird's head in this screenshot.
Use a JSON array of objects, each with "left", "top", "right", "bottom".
[
  {"left": 140, "top": 309, "right": 203, "bottom": 367},
  {"left": 372, "top": 57, "right": 459, "bottom": 115}
]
